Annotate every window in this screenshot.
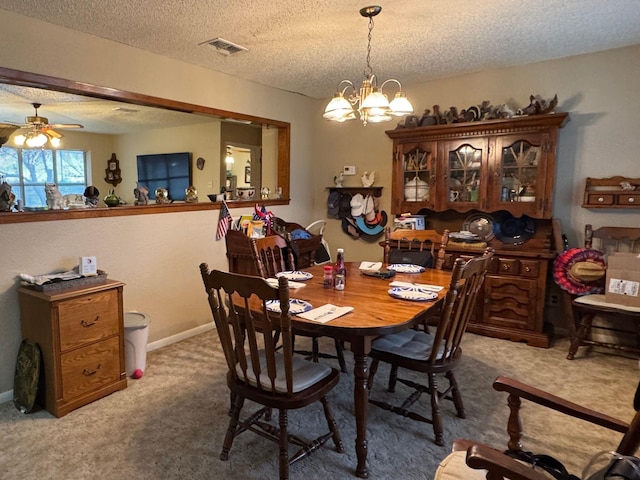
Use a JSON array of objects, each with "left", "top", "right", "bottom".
[
  {"left": 137, "top": 152, "right": 192, "bottom": 201},
  {"left": 0, "top": 147, "right": 88, "bottom": 207}
]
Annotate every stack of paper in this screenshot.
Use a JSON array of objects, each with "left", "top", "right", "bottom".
[
  {"left": 266, "top": 278, "right": 307, "bottom": 289},
  {"left": 297, "top": 304, "right": 354, "bottom": 323},
  {"left": 359, "top": 261, "right": 382, "bottom": 271}
]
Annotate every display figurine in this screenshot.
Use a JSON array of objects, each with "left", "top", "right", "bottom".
[
  {"left": 134, "top": 185, "right": 149, "bottom": 205},
  {"left": 0, "top": 181, "right": 15, "bottom": 212},
  {"left": 185, "top": 185, "right": 198, "bottom": 203},
  {"left": 83, "top": 186, "right": 100, "bottom": 207},
  {"left": 333, "top": 172, "right": 344, "bottom": 188},
  {"left": 44, "top": 183, "right": 65, "bottom": 210},
  {"left": 361, "top": 171, "right": 375, "bottom": 187}
]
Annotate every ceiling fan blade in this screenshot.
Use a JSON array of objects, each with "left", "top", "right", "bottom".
[
  {"left": 43, "top": 127, "right": 63, "bottom": 139},
  {"left": 47, "top": 123, "right": 84, "bottom": 129}
]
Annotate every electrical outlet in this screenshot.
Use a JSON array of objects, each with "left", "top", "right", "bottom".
[{"left": 343, "top": 165, "right": 356, "bottom": 175}]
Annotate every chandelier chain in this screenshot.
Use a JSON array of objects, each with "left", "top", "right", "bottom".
[{"left": 364, "top": 16, "right": 374, "bottom": 79}]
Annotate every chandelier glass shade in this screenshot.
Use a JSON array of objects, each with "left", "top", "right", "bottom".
[
  {"left": 323, "top": 6, "right": 413, "bottom": 126},
  {"left": 225, "top": 147, "right": 234, "bottom": 167}
]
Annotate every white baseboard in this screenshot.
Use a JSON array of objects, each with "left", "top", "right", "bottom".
[
  {"left": 146, "top": 323, "right": 214, "bottom": 352},
  {"left": 0, "top": 323, "right": 215, "bottom": 406}
]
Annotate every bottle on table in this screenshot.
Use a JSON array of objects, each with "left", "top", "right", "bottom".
[
  {"left": 334, "top": 248, "right": 346, "bottom": 289},
  {"left": 323, "top": 265, "right": 334, "bottom": 289}
]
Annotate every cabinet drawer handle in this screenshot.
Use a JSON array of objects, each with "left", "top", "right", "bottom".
[
  {"left": 629, "top": 198, "right": 635, "bottom": 203},
  {"left": 524, "top": 266, "right": 532, "bottom": 272},
  {"left": 502, "top": 264, "right": 510, "bottom": 271},
  {"left": 80, "top": 316, "right": 99, "bottom": 327},
  {"left": 598, "top": 197, "right": 604, "bottom": 203},
  {"left": 83, "top": 364, "right": 101, "bottom": 376}
]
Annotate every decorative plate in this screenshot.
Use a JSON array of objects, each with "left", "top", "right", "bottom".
[
  {"left": 387, "top": 264, "right": 426, "bottom": 273},
  {"left": 388, "top": 287, "right": 438, "bottom": 302},
  {"left": 275, "top": 271, "right": 313, "bottom": 281},
  {"left": 462, "top": 213, "right": 495, "bottom": 242},
  {"left": 493, "top": 211, "right": 536, "bottom": 245},
  {"left": 265, "top": 299, "right": 313, "bottom": 314}
]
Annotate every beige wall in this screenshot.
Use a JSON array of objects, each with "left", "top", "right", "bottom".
[
  {"left": 0, "top": 10, "right": 315, "bottom": 396},
  {"left": 313, "top": 45, "right": 640, "bottom": 263}
]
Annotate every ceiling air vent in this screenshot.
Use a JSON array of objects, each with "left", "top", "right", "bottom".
[{"left": 200, "top": 37, "right": 248, "bottom": 56}]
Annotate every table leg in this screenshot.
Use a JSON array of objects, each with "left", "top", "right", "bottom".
[{"left": 351, "top": 340, "right": 370, "bottom": 478}]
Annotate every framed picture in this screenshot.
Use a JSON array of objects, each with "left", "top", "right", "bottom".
[{"left": 244, "top": 165, "right": 251, "bottom": 183}]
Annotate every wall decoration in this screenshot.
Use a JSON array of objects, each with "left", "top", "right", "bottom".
[{"left": 104, "top": 153, "right": 122, "bottom": 186}]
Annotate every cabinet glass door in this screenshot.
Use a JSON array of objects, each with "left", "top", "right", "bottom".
[
  {"left": 493, "top": 133, "right": 548, "bottom": 215},
  {"left": 401, "top": 144, "right": 435, "bottom": 210},
  {"left": 446, "top": 143, "right": 482, "bottom": 206}
]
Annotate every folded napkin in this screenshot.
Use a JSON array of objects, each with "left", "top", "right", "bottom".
[
  {"left": 359, "top": 261, "right": 382, "bottom": 271},
  {"left": 297, "top": 304, "right": 354, "bottom": 323},
  {"left": 266, "top": 278, "right": 307, "bottom": 289},
  {"left": 389, "top": 281, "right": 444, "bottom": 292}
]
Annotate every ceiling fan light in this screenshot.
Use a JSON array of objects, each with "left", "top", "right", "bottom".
[
  {"left": 26, "top": 132, "right": 48, "bottom": 147},
  {"left": 13, "top": 134, "right": 26, "bottom": 146},
  {"left": 389, "top": 92, "right": 414, "bottom": 116},
  {"left": 49, "top": 136, "right": 61, "bottom": 147}
]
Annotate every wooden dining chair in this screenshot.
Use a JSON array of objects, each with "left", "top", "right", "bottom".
[
  {"left": 383, "top": 227, "right": 450, "bottom": 270},
  {"left": 250, "top": 235, "right": 296, "bottom": 277},
  {"left": 250, "top": 235, "right": 347, "bottom": 372},
  {"left": 367, "top": 247, "right": 494, "bottom": 446},
  {"left": 565, "top": 225, "right": 640, "bottom": 360},
  {"left": 434, "top": 375, "right": 640, "bottom": 480},
  {"left": 199, "top": 265, "right": 344, "bottom": 480}
]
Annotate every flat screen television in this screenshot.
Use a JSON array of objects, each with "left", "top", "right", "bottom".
[{"left": 136, "top": 152, "right": 192, "bottom": 201}]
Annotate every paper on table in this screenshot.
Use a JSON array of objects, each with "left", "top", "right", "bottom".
[
  {"left": 389, "top": 281, "right": 444, "bottom": 292},
  {"left": 266, "top": 278, "right": 307, "bottom": 289},
  {"left": 359, "top": 261, "right": 382, "bottom": 271},
  {"left": 297, "top": 304, "right": 354, "bottom": 323}
]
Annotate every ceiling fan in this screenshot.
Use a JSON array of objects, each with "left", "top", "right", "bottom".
[{"left": 5, "top": 102, "right": 84, "bottom": 147}]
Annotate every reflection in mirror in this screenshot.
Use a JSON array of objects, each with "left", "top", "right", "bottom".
[{"left": 0, "top": 66, "right": 290, "bottom": 211}]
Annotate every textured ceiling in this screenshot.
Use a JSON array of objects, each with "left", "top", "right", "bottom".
[
  {"left": 0, "top": 1, "right": 639, "bottom": 134},
  {"left": 0, "top": 0, "right": 639, "bottom": 100}
]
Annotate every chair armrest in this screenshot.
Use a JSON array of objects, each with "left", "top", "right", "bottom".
[
  {"left": 466, "top": 444, "right": 552, "bottom": 480},
  {"left": 493, "top": 375, "right": 629, "bottom": 433}
]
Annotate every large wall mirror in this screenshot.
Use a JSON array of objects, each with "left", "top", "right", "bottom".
[{"left": 0, "top": 66, "right": 290, "bottom": 223}]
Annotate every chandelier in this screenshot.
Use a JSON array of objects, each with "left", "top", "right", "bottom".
[{"left": 323, "top": 6, "right": 413, "bottom": 126}]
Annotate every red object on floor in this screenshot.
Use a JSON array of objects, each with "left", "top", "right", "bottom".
[{"left": 131, "top": 369, "right": 144, "bottom": 379}]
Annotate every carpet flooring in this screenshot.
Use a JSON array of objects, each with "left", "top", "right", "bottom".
[{"left": 0, "top": 330, "right": 637, "bottom": 480}]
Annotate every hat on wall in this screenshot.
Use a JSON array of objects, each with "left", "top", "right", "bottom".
[
  {"left": 327, "top": 191, "right": 340, "bottom": 218},
  {"left": 338, "top": 192, "right": 352, "bottom": 219},
  {"left": 350, "top": 193, "right": 364, "bottom": 217},
  {"left": 341, "top": 216, "right": 360, "bottom": 238},
  {"left": 553, "top": 247, "right": 606, "bottom": 295},
  {"left": 363, "top": 194, "right": 376, "bottom": 222},
  {"left": 355, "top": 212, "right": 387, "bottom": 236}
]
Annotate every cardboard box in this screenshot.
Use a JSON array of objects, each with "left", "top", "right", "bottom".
[
  {"left": 605, "top": 252, "right": 640, "bottom": 307},
  {"left": 394, "top": 215, "right": 426, "bottom": 230}
]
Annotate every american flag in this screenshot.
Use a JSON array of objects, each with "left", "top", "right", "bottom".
[{"left": 216, "top": 202, "right": 233, "bottom": 240}]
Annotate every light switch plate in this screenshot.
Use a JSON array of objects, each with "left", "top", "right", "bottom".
[{"left": 343, "top": 165, "right": 356, "bottom": 175}]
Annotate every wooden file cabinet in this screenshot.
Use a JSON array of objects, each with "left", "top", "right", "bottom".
[{"left": 18, "top": 280, "right": 127, "bottom": 417}]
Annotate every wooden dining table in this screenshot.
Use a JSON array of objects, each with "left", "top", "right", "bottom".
[{"left": 286, "top": 262, "right": 451, "bottom": 478}]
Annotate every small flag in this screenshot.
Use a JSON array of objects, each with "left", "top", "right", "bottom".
[{"left": 216, "top": 202, "right": 232, "bottom": 240}]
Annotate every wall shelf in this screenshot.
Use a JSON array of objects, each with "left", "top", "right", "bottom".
[
  {"left": 582, "top": 176, "right": 640, "bottom": 208},
  {"left": 326, "top": 186, "right": 383, "bottom": 197}
]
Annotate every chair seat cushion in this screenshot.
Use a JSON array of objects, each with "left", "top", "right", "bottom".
[
  {"left": 371, "top": 329, "right": 443, "bottom": 361},
  {"left": 435, "top": 451, "right": 487, "bottom": 480},
  {"left": 236, "top": 350, "right": 332, "bottom": 393},
  {"left": 574, "top": 294, "right": 640, "bottom": 313}
]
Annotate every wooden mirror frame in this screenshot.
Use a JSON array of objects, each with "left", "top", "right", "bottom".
[{"left": 0, "top": 66, "right": 291, "bottom": 224}]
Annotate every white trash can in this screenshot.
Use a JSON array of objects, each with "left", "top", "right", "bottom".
[{"left": 124, "top": 311, "right": 150, "bottom": 377}]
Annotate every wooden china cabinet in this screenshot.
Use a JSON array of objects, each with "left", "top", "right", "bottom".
[{"left": 386, "top": 113, "right": 568, "bottom": 347}]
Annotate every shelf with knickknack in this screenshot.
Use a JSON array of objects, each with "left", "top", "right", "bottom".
[
  {"left": 326, "top": 186, "right": 383, "bottom": 197},
  {"left": 582, "top": 176, "right": 640, "bottom": 208}
]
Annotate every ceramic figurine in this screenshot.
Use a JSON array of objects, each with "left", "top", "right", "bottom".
[
  {"left": 44, "top": 183, "right": 65, "bottom": 210},
  {"left": 155, "top": 188, "right": 170, "bottom": 204},
  {"left": 83, "top": 186, "right": 100, "bottom": 207},
  {"left": 0, "top": 181, "right": 15, "bottom": 212},
  {"left": 361, "top": 171, "right": 375, "bottom": 187},
  {"left": 333, "top": 172, "right": 344, "bottom": 188},
  {"left": 104, "top": 190, "right": 120, "bottom": 207},
  {"left": 134, "top": 185, "right": 149, "bottom": 205}
]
